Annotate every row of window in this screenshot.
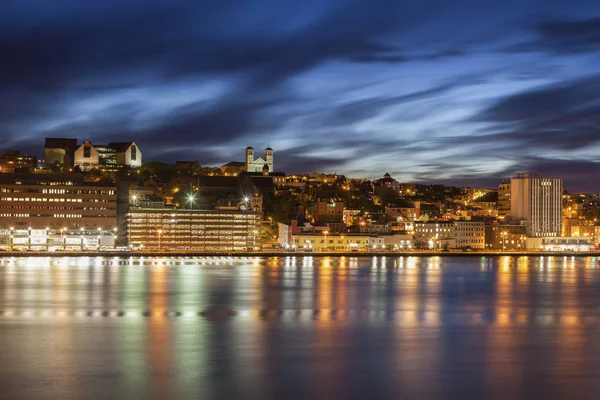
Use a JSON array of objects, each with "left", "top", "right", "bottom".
[
  {"left": 129, "top": 215, "right": 259, "bottom": 220},
  {"left": 0, "top": 213, "right": 114, "bottom": 218},
  {"left": 131, "top": 229, "right": 257, "bottom": 234}
]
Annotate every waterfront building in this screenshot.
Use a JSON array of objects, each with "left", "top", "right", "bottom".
[
  {"left": 414, "top": 220, "right": 484, "bottom": 249},
  {"left": 127, "top": 208, "right": 261, "bottom": 251},
  {"left": 525, "top": 237, "right": 593, "bottom": 251},
  {"left": 414, "top": 221, "right": 454, "bottom": 248},
  {"left": 454, "top": 221, "right": 485, "bottom": 249},
  {"left": 0, "top": 174, "right": 117, "bottom": 250},
  {"left": 289, "top": 233, "right": 377, "bottom": 251},
  {"left": 382, "top": 234, "right": 412, "bottom": 250},
  {"left": 510, "top": 173, "right": 562, "bottom": 237},
  {"left": 570, "top": 225, "right": 600, "bottom": 239}
]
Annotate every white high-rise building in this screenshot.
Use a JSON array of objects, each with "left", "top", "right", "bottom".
[{"left": 510, "top": 173, "right": 562, "bottom": 237}]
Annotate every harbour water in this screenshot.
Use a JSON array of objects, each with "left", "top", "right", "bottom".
[{"left": 1, "top": 255, "right": 600, "bottom": 399}]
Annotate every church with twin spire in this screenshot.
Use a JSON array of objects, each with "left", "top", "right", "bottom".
[{"left": 245, "top": 146, "right": 273, "bottom": 173}]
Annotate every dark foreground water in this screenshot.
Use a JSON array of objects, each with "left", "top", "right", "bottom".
[{"left": 1, "top": 256, "right": 600, "bottom": 399}]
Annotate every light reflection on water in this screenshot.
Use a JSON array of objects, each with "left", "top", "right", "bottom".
[{"left": 1, "top": 256, "right": 600, "bottom": 399}]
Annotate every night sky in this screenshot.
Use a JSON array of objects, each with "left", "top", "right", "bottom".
[{"left": 3, "top": 1, "right": 600, "bottom": 191}]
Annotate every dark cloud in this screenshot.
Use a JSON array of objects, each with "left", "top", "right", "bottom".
[
  {"left": 325, "top": 83, "right": 456, "bottom": 126},
  {"left": 529, "top": 18, "right": 600, "bottom": 54},
  {"left": 413, "top": 158, "right": 600, "bottom": 193},
  {"left": 474, "top": 74, "right": 600, "bottom": 151}
]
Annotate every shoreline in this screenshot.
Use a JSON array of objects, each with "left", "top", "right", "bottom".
[{"left": 1, "top": 250, "right": 599, "bottom": 258}]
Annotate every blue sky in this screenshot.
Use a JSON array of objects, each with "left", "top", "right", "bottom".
[{"left": 2, "top": 0, "right": 600, "bottom": 190}]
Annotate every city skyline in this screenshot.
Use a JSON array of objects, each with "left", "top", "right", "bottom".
[{"left": 3, "top": 1, "right": 600, "bottom": 191}]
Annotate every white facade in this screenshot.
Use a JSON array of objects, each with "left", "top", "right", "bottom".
[
  {"left": 245, "top": 146, "right": 273, "bottom": 173},
  {"left": 278, "top": 222, "right": 291, "bottom": 247},
  {"left": 74, "top": 141, "right": 99, "bottom": 171},
  {"left": 382, "top": 234, "right": 412, "bottom": 249},
  {"left": 290, "top": 234, "right": 372, "bottom": 251},
  {"left": 115, "top": 142, "right": 142, "bottom": 168},
  {"left": 526, "top": 237, "right": 593, "bottom": 251},
  {"left": 511, "top": 173, "right": 562, "bottom": 237},
  {"left": 414, "top": 221, "right": 454, "bottom": 249}
]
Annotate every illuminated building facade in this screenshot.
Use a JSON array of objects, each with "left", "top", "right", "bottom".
[
  {"left": 526, "top": 237, "right": 593, "bottom": 251},
  {"left": 0, "top": 174, "right": 117, "bottom": 250},
  {"left": 74, "top": 141, "right": 142, "bottom": 171},
  {"left": 245, "top": 146, "right": 273, "bottom": 173},
  {"left": 510, "top": 173, "right": 562, "bottom": 237},
  {"left": 498, "top": 180, "right": 511, "bottom": 220},
  {"left": 414, "top": 221, "right": 454, "bottom": 247},
  {"left": 47, "top": 137, "right": 142, "bottom": 171},
  {"left": 454, "top": 221, "right": 485, "bottom": 249},
  {"left": 0, "top": 151, "right": 38, "bottom": 173},
  {"left": 127, "top": 208, "right": 261, "bottom": 251},
  {"left": 289, "top": 233, "right": 383, "bottom": 251}
]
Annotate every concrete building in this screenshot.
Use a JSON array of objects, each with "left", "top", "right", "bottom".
[
  {"left": 359, "top": 222, "right": 392, "bottom": 234},
  {"left": 127, "top": 208, "right": 261, "bottom": 251},
  {"left": 0, "top": 151, "right": 38, "bottom": 173},
  {"left": 290, "top": 233, "right": 375, "bottom": 251},
  {"left": 245, "top": 146, "right": 273, "bottom": 173},
  {"left": 498, "top": 180, "right": 511, "bottom": 220},
  {"left": 570, "top": 225, "right": 600, "bottom": 239},
  {"left": 374, "top": 172, "right": 401, "bottom": 193},
  {"left": 511, "top": 173, "right": 562, "bottom": 237},
  {"left": 50, "top": 138, "right": 142, "bottom": 171},
  {"left": 382, "top": 234, "right": 412, "bottom": 250},
  {"left": 220, "top": 161, "right": 246, "bottom": 175},
  {"left": 73, "top": 141, "right": 99, "bottom": 171},
  {"left": 454, "top": 221, "right": 485, "bottom": 249},
  {"left": 44, "top": 138, "right": 78, "bottom": 170},
  {"left": 106, "top": 142, "right": 142, "bottom": 168},
  {"left": 95, "top": 145, "right": 119, "bottom": 170},
  {"left": 414, "top": 221, "right": 454, "bottom": 249},
  {"left": 385, "top": 200, "right": 418, "bottom": 221},
  {"left": 313, "top": 200, "right": 345, "bottom": 223},
  {"left": 0, "top": 174, "right": 117, "bottom": 250},
  {"left": 526, "top": 237, "right": 593, "bottom": 251}
]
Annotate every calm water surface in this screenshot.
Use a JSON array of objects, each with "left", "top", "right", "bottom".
[{"left": 1, "top": 255, "right": 600, "bottom": 399}]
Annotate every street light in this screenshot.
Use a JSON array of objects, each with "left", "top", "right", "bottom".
[
  {"left": 61, "top": 227, "right": 66, "bottom": 251},
  {"left": 97, "top": 227, "right": 102, "bottom": 251},
  {"left": 157, "top": 229, "right": 163, "bottom": 251},
  {"left": 187, "top": 193, "right": 195, "bottom": 209}
]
